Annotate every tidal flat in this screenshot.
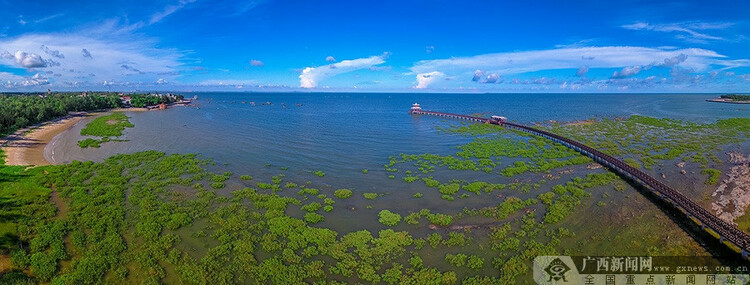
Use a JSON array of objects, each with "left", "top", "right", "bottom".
[{"left": 2, "top": 107, "right": 749, "bottom": 283}]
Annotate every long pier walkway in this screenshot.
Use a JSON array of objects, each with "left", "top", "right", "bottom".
[{"left": 410, "top": 108, "right": 750, "bottom": 258}]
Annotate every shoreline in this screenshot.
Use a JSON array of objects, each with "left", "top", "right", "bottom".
[
  {"left": 1, "top": 107, "right": 158, "bottom": 166},
  {"left": 706, "top": 98, "right": 750, "bottom": 104},
  {"left": 0, "top": 106, "right": 174, "bottom": 166},
  {"left": 0, "top": 113, "right": 93, "bottom": 166}
]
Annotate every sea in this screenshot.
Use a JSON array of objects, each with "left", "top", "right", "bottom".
[
  {"left": 43, "top": 92, "right": 750, "bottom": 267},
  {"left": 45, "top": 92, "right": 749, "bottom": 176}
]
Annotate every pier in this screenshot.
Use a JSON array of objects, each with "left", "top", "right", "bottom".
[{"left": 409, "top": 103, "right": 750, "bottom": 259}]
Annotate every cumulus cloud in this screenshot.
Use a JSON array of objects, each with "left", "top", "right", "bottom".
[
  {"left": 40, "top": 45, "right": 65, "bottom": 59},
  {"left": 471, "top": 70, "right": 499, "bottom": 83},
  {"left": 325, "top": 56, "right": 336, "bottom": 62},
  {"left": 0, "top": 34, "right": 182, "bottom": 88},
  {"left": 299, "top": 54, "right": 387, "bottom": 88},
  {"left": 249, "top": 59, "right": 264, "bottom": 66},
  {"left": 622, "top": 21, "right": 731, "bottom": 42},
  {"left": 13, "top": 51, "right": 48, "bottom": 68},
  {"left": 81, "top": 48, "right": 92, "bottom": 59},
  {"left": 484, "top": 73, "right": 500, "bottom": 83},
  {"left": 414, "top": 71, "right": 444, "bottom": 89},
  {"left": 472, "top": 70, "right": 485, "bottom": 82},
  {"left": 22, "top": 73, "right": 49, "bottom": 86},
  {"left": 156, "top": 78, "right": 168, "bottom": 84},
  {"left": 576, "top": 66, "right": 589, "bottom": 77},
  {"left": 611, "top": 66, "right": 642, "bottom": 78}
]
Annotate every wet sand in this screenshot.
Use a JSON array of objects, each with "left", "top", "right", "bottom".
[{"left": 0, "top": 113, "right": 91, "bottom": 166}]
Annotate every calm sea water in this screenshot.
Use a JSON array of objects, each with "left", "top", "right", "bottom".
[
  {"left": 42, "top": 92, "right": 750, "bottom": 250},
  {"left": 47, "top": 92, "right": 750, "bottom": 180},
  {"left": 44, "top": 92, "right": 746, "bottom": 201}
]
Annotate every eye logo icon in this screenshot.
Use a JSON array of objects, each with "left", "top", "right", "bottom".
[{"left": 544, "top": 258, "right": 570, "bottom": 282}]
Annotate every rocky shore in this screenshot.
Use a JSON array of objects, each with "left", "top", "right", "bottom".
[{"left": 711, "top": 152, "right": 750, "bottom": 224}]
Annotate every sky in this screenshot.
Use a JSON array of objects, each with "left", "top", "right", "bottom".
[{"left": 1, "top": 0, "right": 749, "bottom": 93}]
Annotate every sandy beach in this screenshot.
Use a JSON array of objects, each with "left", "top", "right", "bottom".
[{"left": 0, "top": 113, "right": 90, "bottom": 166}]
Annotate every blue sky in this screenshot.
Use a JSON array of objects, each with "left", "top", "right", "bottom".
[{"left": 1, "top": 0, "right": 749, "bottom": 92}]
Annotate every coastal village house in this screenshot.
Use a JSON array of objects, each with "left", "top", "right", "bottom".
[{"left": 120, "top": 96, "right": 132, "bottom": 106}]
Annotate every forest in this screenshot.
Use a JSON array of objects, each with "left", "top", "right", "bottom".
[
  {"left": 129, "top": 94, "right": 184, "bottom": 108},
  {"left": 0, "top": 93, "right": 122, "bottom": 136}
]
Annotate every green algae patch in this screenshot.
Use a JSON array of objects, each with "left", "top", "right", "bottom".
[
  {"left": 702, "top": 168, "right": 722, "bottom": 185},
  {"left": 363, "top": 192, "right": 378, "bottom": 200},
  {"left": 378, "top": 210, "right": 402, "bottom": 226},
  {"left": 334, "top": 189, "right": 352, "bottom": 199},
  {"left": 77, "top": 113, "right": 134, "bottom": 148}
]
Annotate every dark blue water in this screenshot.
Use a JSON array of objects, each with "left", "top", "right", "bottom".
[{"left": 47, "top": 92, "right": 749, "bottom": 187}]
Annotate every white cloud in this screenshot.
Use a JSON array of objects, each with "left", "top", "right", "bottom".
[
  {"left": 22, "top": 73, "right": 49, "bottom": 86},
  {"left": 411, "top": 46, "right": 747, "bottom": 82},
  {"left": 611, "top": 66, "right": 642, "bottom": 78},
  {"left": 156, "top": 78, "right": 168, "bottom": 84},
  {"left": 622, "top": 21, "right": 731, "bottom": 42},
  {"left": 13, "top": 51, "right": 48, "bottom": 68},
  {"left": 414, "top": 71, "right": 444, "bottom": 89},
  {"left": 149, "top": 0, "right": 197, "bottom": 24},
  {"left": 250, "top": 59, "right": 264, "bottom": 66},
  {"left": 299, "top": 54, "right": 386, "bottom": 88},
  {"left": 472, "top": 70, "right": 485, "bottom": 82},
  {"left": 485, "top": 73, "right": 500, "bottom": 83},
  {"left": 471, "top": 70, "right": 499, "bottom": 83},
  {"left": 325, "top": 56, "right": 336, "bottom": 62},
  {"left": 0, "top": 34, "right": 182, "bottom": 88},
  {"left": 426, "top": 46, "right": 435, "bottom": 54}
]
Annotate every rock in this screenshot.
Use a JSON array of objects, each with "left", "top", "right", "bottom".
[
  {"left": 428, "top": 224, "right": 437, "bottom": 230},
  {"left": 676, "top": 162, "right": 686, "bottom": 168},
  {"left": 680, "top": 170, "right": 687, "bottom": 174},
  {"left": 587, "top": 163, "right": 602, "bottom": 170},
  {"left": 661, "top": 173, "right": 666, "bottom": 179},
  {"left": 710, "top": 152, "right": 750, "bottom": 225}
]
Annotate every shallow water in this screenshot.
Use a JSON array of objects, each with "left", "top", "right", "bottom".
[
  {"left": 45, "top": 93, "right": 749, "bottom": 231},
  {"left": 47, "top": 92, "right": 749, "bottom": 174},
  {"left": 42, "top": 93, "right": 750, "bottom": 282}
]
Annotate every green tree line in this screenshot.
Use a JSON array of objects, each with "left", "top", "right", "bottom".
[
  {"left": 720, "top": 94, "right": 750, "bottom": 101},
  {"left": 0, "top": 93, "right": 122, "bottom": 136},
  {"left": 129, "top": 94, "right": 183, "bottom": 108}
]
